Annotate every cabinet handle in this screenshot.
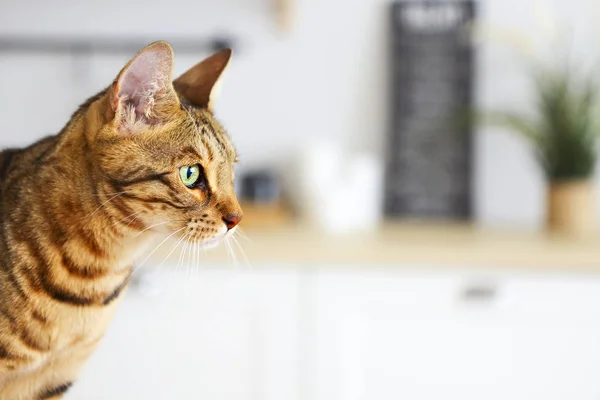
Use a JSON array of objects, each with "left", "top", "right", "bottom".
[{"left": 460, "top": 283, "right": 497, "bottom": 303}]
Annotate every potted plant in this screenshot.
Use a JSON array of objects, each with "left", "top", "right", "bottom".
[{"left": 488, "top": 67, "right": 599, "bottom": 235}]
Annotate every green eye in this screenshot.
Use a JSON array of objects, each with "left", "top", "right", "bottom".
[{"left": 179, "top": 165, "right": 202, "bottom": 188}]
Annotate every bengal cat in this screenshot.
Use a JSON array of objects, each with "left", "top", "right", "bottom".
[{"left": 0, "top": 41, "right": 242, "bottom": 399}]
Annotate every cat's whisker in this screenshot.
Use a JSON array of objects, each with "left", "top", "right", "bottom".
[
  {"left": 196, "top": 239, "right": 202, "bottom": 273},
  {"left": 154, "top": 233, "right": 187, "bottom": 295},
  {"left": 170, "top": 236, "right": 184, "bottom": 295},
  {"left": 225, "top": 237, "right": 240, "bottom": 269},
  {"left": 223, "top": 237, "right": 232, "bottom": 266},
  {"left": 196, "top": 239, "right": 201, "bottom": 267},
  {"left": 231, "top": 234, "right": 252, "bottom": 269},
  {"left": 156, "top": 233, "right": 187, "bottom": 270},
  {"left": 134, "top": 220, "right": 171, "bottom": 237},
  {"left": 90, "top": 190, "right": 132, "bottom": 197},
  {"left": 82, "top": 191, "right": 129, "bottom": 221},
  {"left": 110, "top": 211, "right": 142, "bottom": 228},
  {"left": 189, "top": 240, "right": 195, "bottom": 284},
  {"left": 193, "top": 238, "right": 198, "bottom": 271},
  {"left": 228, "top": 236, "right": 242, "bottom": 268},
  {"left": 196, "top": 242, "right": 208, "bottom": 281},
  {"left": 177, "top": 237, "right": 187, "bottom": 294},
  {"left": 175, "top": 236, "right": 189, "bottom": 276},
  {"left": 235, "top": 227, "right": 253, "bottom": 243},
  {"left": 184, "top": 237, "right": 195, "bottom": 296},
  {"left": 125, "top": 212, "right": 144, "bottom": 228},
  {"left": 190, "top": 240, "right": 200, "bottom": 294},
  {"left": 231, "top": 239, "right": 241, "bottom": 268},
  {"left": 185, "top": 243, "right": 196, "bottom": 282},
  {"left": 194, "top": 239, "right": 200, "bottom": 283},
  {"left": 128, "top": 227, "right": 186, "bottom": 282}
]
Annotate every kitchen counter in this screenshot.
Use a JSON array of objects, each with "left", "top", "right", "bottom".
[{"left": 148, "top": 223, "right": 600, "bottom": 271}]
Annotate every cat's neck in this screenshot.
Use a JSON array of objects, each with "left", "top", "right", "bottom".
[
  {"left": 0, "top": 125, "right": 158, "bottom": 308},
  {"left": 14, "top": 117, "right": 155, "bottom": 274}
]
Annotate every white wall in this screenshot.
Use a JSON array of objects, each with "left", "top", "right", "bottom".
[{"left": 0, "top": 0, "right": 599, "bottom": 228}]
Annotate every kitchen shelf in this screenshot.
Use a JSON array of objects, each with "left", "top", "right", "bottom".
[
  {"left": 149, "top": 222, "right": 600, "bottom": 270},
  {"left": 0, "top": 35, "right": 235, "bottom": 55}
]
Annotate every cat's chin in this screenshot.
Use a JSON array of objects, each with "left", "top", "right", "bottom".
[
  {"left": 199, "top": 228, "right": 236, "bottom": 249},
  {"left": 199, "top": 226, "right": 237, "bottom": 250},
  {"left": 198, "top": 236, "right": 224, "bottom": 250}
]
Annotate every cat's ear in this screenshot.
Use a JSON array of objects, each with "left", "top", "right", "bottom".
[
  {"left": 173, "top": 48, "right": 232, "bottom": 110},
  {"left": 108, "top": 41, "right": 179, "bottom": 133}
]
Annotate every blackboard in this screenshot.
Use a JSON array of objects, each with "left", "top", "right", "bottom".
[{"left": 384, "top": 1, "right": 475, "bottom": 220}]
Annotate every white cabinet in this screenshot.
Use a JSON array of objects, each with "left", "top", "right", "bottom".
[
  {"left": 311, "top": 269, "right": 600, "bottom": 400},
  {"left": 68, "top": 267, "right": 300, "bottom": 400},
  {"left": 67, "top": 266, "right": 600, "bottom": 400}
]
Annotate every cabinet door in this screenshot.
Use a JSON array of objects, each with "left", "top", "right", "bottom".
[
  {"left": 311, "top": 268, "right": 600, "bottom": 400},
  {"left": 68, "top": 267, "right": 299, "bottom": 400}
]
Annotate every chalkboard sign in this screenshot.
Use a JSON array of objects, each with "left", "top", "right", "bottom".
[{"left": 384, "top": 1, "right": 475, "bottom": 220}]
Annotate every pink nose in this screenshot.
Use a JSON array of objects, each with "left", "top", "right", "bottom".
[{"left": 222, "top": 214, "right": 243, "bottom": 230}]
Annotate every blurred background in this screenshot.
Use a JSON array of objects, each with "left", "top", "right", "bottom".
[{"left": 3, "top": 0, "right": 600, "bottom": 399}]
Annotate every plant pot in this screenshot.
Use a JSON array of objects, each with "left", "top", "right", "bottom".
[{"left": 547, "top": 180, "right": 597, "bottom": 235}]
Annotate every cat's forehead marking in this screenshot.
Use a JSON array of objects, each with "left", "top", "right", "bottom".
[{"left": 183, "top": 106, "right": 236, "bottom": 164}]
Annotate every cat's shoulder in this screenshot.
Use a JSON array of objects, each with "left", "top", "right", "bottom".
[
  {"left": 0, "top": 147, "right": 20, "bottom": 181},
  {"left": 0, "top": 135, "right": 58, "bottom": 179}
]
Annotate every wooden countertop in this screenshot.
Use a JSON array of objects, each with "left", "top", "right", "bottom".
[{"left": 146, "top": 222, "right": 600, "bottom": 271}]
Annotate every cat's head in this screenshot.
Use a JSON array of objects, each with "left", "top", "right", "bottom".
[{"left": 91, "top": 41, "right": 242, "bottom": 247}]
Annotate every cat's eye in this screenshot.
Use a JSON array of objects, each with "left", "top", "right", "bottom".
[{"left": 179, "top": 165, "right": 202, "bottom": 188}]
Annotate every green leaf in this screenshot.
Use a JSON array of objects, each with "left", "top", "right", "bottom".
[{"left": 479, "top": 63, "right": 599, "bottom": 181}]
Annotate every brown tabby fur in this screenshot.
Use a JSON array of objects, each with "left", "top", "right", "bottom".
[{"left": 0, "top": 41, "right": 242, "bottom": 399}]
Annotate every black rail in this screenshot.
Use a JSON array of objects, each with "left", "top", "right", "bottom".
[{"left": 0, "top": 36, "right": 236, "bottom": 55}]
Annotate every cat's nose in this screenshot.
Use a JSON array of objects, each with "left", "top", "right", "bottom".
[{"left": 222, "top": 214, "right": 243, "bottom": 230}]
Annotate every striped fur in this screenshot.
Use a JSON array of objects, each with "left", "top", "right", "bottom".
[{"left": 0, "top": 42, "right": 241, "bottom": 399}]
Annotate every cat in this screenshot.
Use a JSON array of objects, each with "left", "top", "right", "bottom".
[{"left": 0, "top": 41, "right": 242, "bottom": 399}]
